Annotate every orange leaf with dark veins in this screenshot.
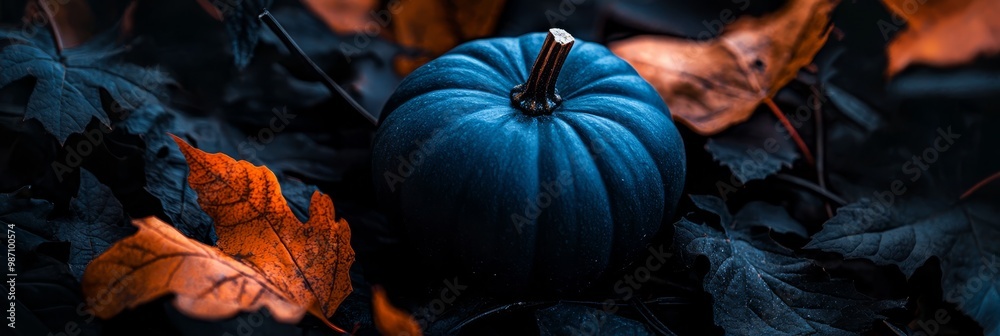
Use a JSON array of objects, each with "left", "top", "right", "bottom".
[
  {"left": 610, "top": 0, "right": 838, "bottom": 135},
  {"left": 82, "top": 217, "right": 308, "bottom": 325},
  {"left": 170, "top": 135, "right": 354, "bottom": 330}
]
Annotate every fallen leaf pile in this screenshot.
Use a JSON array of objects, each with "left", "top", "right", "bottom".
[
  {"left": 0, "top": 28, "right": 168, "bottom": 143},
  {"left": 5, "top": 0, "right": 1000, "bottom": 334},
  {"left": 881, "top": 0, "right": 1000, "bottom": 76},
  {"left": 610, "top": 0, "right": 837, "bottom": 135},
  {"left": 81, "top": 136, "right": 354, "bottom": 332},
  {"left": 675, "top": 196, "right": 904, "bottom": 335}
]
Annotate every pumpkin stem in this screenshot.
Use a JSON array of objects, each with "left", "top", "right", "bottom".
[{"left": 511, "top": 28, "right": 575, "bottom": 116}]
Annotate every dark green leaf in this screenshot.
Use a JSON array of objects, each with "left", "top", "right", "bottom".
[
  {"left": 214, "top": 0, "right": 273, "bottom": 68},
  {"left": 676, "top": 196, "right": 902, "bottom": 335},
  {"left": 731, "top": 200, "right": 808, "bottom": 237},
  {"left": 807, "top": 196, "right": 1000, "bottom": 335},
  {"left": 1, "top": 170, "right": 133, "bottom": 280},
  {"left": 0, "top": 29, "right": 168, "bottom": 143},
  {"left": 5, "top": 250, "right": 101, "bottom": 336},
  {"left": 52, "top": 169, "right": 134, "bottom": 279},
  {"left": 120, "top": 104, "right": 216, "bottom": 243},
  {"left": 706, "top": 111, "right": 798, "bottom": 183}
]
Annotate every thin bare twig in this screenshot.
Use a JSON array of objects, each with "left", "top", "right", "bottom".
[
  {"left": 960, "top": 171, "right": 1000, "bottom": 200},
  {"left": 630, "top": 298, "right": 678, "bottom": 336},
  {"left": 257, "top": 9, "right": 378, "bottom": 126},
  {"left": 37, "top": 0, "right": 64, "bottom": 54},
  {"left": 774, "top": 173, "right": 847, "bottom": 206}
]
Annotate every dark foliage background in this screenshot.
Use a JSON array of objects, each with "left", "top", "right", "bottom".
[{"left": 2, "top": 0, "right": 999, "bottom": 335}]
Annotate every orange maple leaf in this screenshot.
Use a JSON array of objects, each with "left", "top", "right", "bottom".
[
  {"left": 171, "top": 135, "right": 354, "bottom": 329},
  {"left": 81, "top": 136, "right": 353, "bottom": 332},
  {"left": 389, "top": 0, "right": 506, "bottom": 75},
  {"left": 81, "top": 217, "right": 308, "bottom": 325},
  {"left": 610, "top": 0, "right": 838, "bottom": 135},
  {"left": 882, "top": 0, "right": 1000, "bottom": 76},
  {"left": 373, "top": 286, "right": 422, "bottom": 336}
]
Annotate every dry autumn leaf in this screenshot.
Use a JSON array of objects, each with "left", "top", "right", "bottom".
[
  {"left": 610, "top": 0, "right": 838, "bottom": 135},
  {"left": 882, "top": 0, "right": 1000, "bottom": 76},
  {"left": 373, "top": 286, "right": 422, "bottom": 336},
  {"left": 171, "top": 135, "right": 354, "bottom": 329},
  {"left": 81, "top": 217, "right": 307, "bottom": 324},
  {"left": 302, "top": 0, "right": 380, "bottom": 34},
  {"left": 390, "top": 0, "right": 506, "bottom": 75},
  {"left": 81, "top": 136, "right": 352, "bottom": 332}
]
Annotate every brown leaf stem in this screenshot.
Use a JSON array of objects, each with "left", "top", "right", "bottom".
[
  {"left": 764, "top": 98, "right": 815, "bottom": 166},
  {"left": 960, "top": 171, "right": 1000, "bottom": 200}
]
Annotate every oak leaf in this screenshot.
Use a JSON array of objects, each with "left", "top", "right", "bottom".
[
  {"left": 390, "top": 0, "right": 506, "bottom": 75},
  {"left": 81, "top": 217, "right": 308, "bottom": 324},
  {"left": 882, "top": 0, "right": 1000, "bottom": 76},
  {"left": 610, "top": 0, "right": 838, "bottom": 135},
  {"left": 172, "top": 135, "right": 354, "bottom": 328},
  {"left": 676, "top": 196, "right": 903, "bottom": 335},
  {"left": 373, "top": 286, "right": 422, "bottom": 336},
  {"left": 0, "top": 29, "right": 169, "bottom": 143}
]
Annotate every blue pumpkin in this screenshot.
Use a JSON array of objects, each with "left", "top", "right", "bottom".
[{"left": 372, "top": 29, "right": 685, "bottom": 294}]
